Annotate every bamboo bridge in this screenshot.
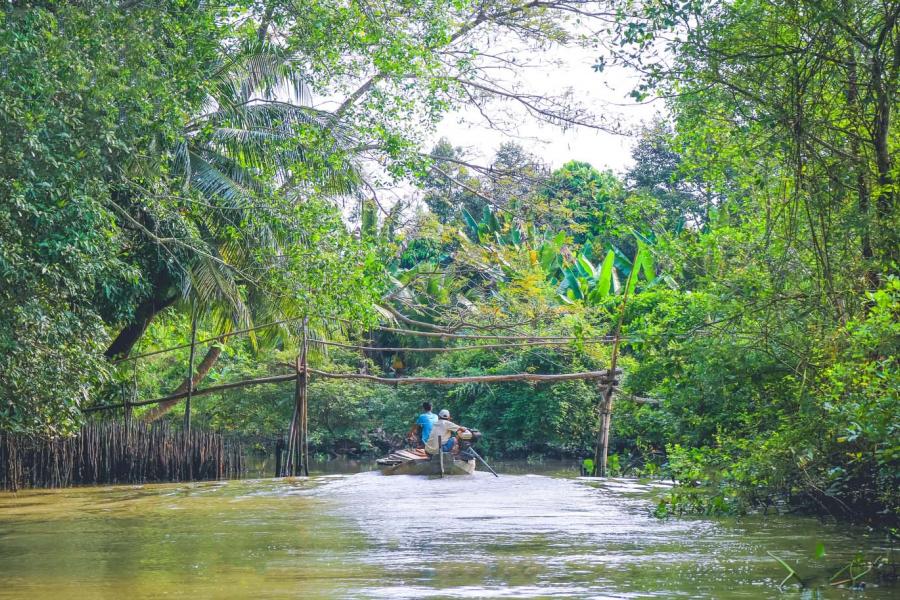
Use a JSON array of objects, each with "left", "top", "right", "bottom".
[{"left": 6, "top": 307, "right": 649, "bottom": 489}]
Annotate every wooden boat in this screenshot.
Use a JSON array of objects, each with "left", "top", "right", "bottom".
[{"left": 376, "top": 447, "right": 476, "bottom": 476}]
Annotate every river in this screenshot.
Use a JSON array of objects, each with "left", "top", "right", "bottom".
[{"left": 0, "top": 463, "right": 894, "bottom": 599}]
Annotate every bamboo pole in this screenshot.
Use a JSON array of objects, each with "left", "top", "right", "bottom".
[
  {"left": 592, "top": 275, "right": 635, "bottom": 477},
  {"left": 184, "top": 309, "right": 197, "bottom": 435},
  {"left": 375, "top": 326, "right": 616, "bottom": 342},
  {"left": 303, "top": 368, "right": 620, "bottom": 386},
  {"left": 381, "top": 303, "right": 554, "bottom": 333},
  {"left": 286, "top": 317, "right": 309, "bottom": 477},
  {"left": 300, "top": 317, "right": 309, "bottom": 476},
  {"left": 113, "top": 316, "right": 305, "bottom": 364},
  {"left": 286, "top": 357, "right": 301, "bottom": 476},
  {"left": 113, "top": 313, "right": 618, "bottom": 364},
  {"left": 83, "top": 374, "right": 299, "bottom": 412},
  {"left": 311, "top": 339, "right": 617, "bottom": 353},
  {"left": 84, "top": 369, "right": 621, "bottom": 414},
  {"left": 299, "top": 355, "right": 305, "bottom": 475}
]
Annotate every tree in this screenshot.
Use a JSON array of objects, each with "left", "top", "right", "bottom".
[
  {"left": 599, "top": 0, "right": 900, "bottom": 516},
  {"left": 105, "top": 38, "right": 361, "bottom": 359},
  {"left": 487, "top": 142, "right": 548, "bottom": 209},
  {"left": 0, "top": 2, "right": 225, "bottom": 434},
  {"left": 420, "top": 139, "right": 487, "bottom": 222},
  {"left": 538, "top": 161, "right": 628, "bottom": 246},
  {"left": 627, "top": 120, "right": 708, "bottom": 229}
]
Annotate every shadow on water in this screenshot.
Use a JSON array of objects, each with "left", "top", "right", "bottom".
[{"left": 0, "top": 464, "right": 895, "bottom": 599}]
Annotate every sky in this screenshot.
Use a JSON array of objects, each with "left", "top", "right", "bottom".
[
  {"left": 429, "top": 44, "right": 665, "bottom": 175},
  {"left": 314, "top": 33, "right": 670, "bottom": 215}
]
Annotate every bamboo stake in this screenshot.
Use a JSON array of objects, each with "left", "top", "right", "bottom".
[
  {"left": 0, "top": 422, "right": 242, "bottom": 490},
  {"left": 592, "top": 272, "right": 635, "bottom": 477},
  {"left": 294, "top": 351, "right": 303, "bottom": 475},
  {"left": 184, "top": 308, "right": 197, "bottom": 435},
  {"left": 300, "top": 317, "right": 309, "bottom": 476}
]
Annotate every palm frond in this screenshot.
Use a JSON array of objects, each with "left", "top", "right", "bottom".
[{"left": 183, "top": 254, "right": 252, "bottom": 331}]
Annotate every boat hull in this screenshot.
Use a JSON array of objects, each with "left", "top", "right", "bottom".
[{"left": 378, "top": 452, "right": 476, "bottom": 476}]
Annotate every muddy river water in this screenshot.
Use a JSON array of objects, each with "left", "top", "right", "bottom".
[{"left": 0, "top": 464, "right": 894, "bottom": 599}]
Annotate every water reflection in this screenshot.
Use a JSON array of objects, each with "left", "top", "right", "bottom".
[{"left": 0, "top": 468, "right": 894, "bottom": 599}]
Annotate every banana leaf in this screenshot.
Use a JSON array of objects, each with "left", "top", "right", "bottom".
[
  {"left": 562, "top": 269, "right": 584, "bottom": 300},
  {"left": 576, "top": 253, "right": 597, "bottom": 279},
  {"left": 462, "top": 209, "right": 480, "bottom": 241},
  {"left": 596, "top": 249, "right": 615, "bottom": 298},
  {"left": 611, "top": 243, "right": 633, "bottom": 276}
]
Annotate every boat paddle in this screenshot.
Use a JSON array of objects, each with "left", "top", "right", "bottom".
[{"left": 467, "top": 447, "right": 499, "bottom": 477}]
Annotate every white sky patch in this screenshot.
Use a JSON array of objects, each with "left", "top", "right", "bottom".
[
  {"left": 314, "top": 34, "right": 668, "bottom": 220},
  {"left": 430, "top": 44, "right": 664, "bottom": 174}
]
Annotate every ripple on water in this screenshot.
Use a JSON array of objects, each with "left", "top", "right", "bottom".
[
  {"left": 0, "top": 472, "right": 894, "bottom": 600},
  {"left": 310, "top": 472, "right": 893, "bottom": 599}
]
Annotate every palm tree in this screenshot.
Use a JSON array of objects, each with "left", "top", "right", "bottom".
[
  {"left": 107, "top": 39, "right": 359, "bottom": 357},
  {"left": 106, "top": 40, "right": 362, "bottom": 418}
]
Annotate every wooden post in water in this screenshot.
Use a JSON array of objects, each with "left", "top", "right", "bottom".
[
  {"left": 274, "top": 437, "right": 284, "bottom": 477},
  {"left": 184, "top": 309, "right": 198, "bottom": 480},
  {"left": 285, "top": 362, "right": 300, "bottom": 476},
  {"left": 294, "top": 352, "right": 303, "bottom": 475},
  {"left": 300, "top": 317, "right": 309, "bottom": 476},
  {"left": 592, "top": 269, "right": 634, "bottom": 477},
  {"left": 285, "top": 316, "right": 309, "bottom": 477}
]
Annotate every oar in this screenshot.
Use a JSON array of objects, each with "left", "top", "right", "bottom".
[{"left": 467, "top": 447, "right": 499, "bottom": 477}]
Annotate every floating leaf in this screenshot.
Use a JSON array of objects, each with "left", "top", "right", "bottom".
[{"left": 815, "top": 543, "right": 826, "bottom": 559}]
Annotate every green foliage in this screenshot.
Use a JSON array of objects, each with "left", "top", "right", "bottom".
[
  {"left": 537, "top": 161, "right": 629, "bottom": 245},
  {"left": 1, "top": 0, "right": 896, "bottom": 527},
  {"left": 596, "top": 0, "right": 900, "bottom": 521},
  {"left": 0, "top": 2, "right": 223, "bottom": 433}
]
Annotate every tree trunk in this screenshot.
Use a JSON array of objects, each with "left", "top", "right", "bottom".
[
  {"left": 844, "top": 43, "right": 875, "bottom": 276},
  {"left": 105, "top": 290, "right": 178, "bottom": 359},
  {"left": 256, "top": 1, "right": 276, "bottom": 42},
  {"left": 142, "top": 345, "right": 222, "bottom": 422}
]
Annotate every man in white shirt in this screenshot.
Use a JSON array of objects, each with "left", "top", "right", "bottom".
[{"left": 425, "top": 409, "right": 469, "bottom": 455}]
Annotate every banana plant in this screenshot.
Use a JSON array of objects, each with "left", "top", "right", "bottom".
[
  {"left": 536, "top": 231, "right": 567, "bottom": 282},
  {"left": 557, "top": 238, "right": 657, "bottom": 306},
  {"left": 455, "top": 206, "right": 664, "bottom": 309}
]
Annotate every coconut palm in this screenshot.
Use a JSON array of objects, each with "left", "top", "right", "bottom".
[
  {"left": 174, "top": 38, "right": 358, "bottom": 322},
  {"left": 106, "top": 38, "right": 360, "bottom": 357},
  {"left": 107, "top": 40, "right": 365, "bottom": 418}
]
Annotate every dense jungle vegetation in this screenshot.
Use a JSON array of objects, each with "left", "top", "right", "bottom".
[{"left": 1, "top": 0, "right": 897, "bottom": 522}]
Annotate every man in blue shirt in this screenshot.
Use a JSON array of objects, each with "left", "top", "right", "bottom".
[{"left": 409, "top": 402, "right": 438, "bottom": 448}]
